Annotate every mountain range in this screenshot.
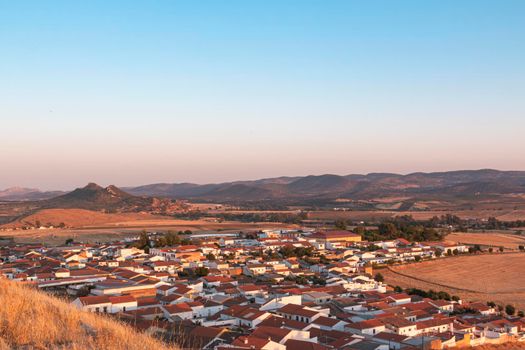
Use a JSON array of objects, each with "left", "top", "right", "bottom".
[
  {"left": 123, "top": 169, "right": 525, "bottom": 203},
  {"left": 2, "top": 169, "right": 525, "bottom": 205}
]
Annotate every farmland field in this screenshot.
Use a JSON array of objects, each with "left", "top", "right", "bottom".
[
  {"left": 447, "top": 232, "right": 525, "bottom": 250},
  {"left": 2, "top": 219, "right": 297, "bottom": 245},
  {"left": 382, "top": 253, "right": 525, "bottom": 311},
  {"left": 308, "top": 209, "right": 525, "bottom": 222}
]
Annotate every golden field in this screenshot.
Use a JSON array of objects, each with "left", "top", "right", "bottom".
[
  {"left": 308, "top": 209, "right": 525, "bottom": 221},
  {"left": 0, "top": 209, "right": 297, "bottom": 245},
  {"left": 383, "top": 253, "right": 525, "bottom": 311},
  {"left": 447, "top": 232, "right": 525, "bottom": 250}
]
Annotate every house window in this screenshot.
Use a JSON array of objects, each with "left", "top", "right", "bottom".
[
  {"left": 103, "top": 307, "right": 108, "bottom": 313},
  {"left": 123, "top": 307, "right": 126, "bottom": 312}
]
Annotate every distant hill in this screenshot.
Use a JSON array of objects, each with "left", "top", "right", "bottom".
[
  {"left": 0, "top": 183, "right": 184, "bottom": 226},
  {"left": 0, "top": 187, "right": 64, "bottom": 201},
  {"left": 124, "top": 169, "right": 525, "bottom": 204},
  {"left": 41, "top": 183, "right": 154, "bottom": 211}
]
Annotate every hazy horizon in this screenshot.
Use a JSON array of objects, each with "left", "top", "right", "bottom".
[
  {"left": 2, "top": 168, "right": 525, "bottom": 192},
  {"left": 2, "top": 1, "right": 524, "bottom": 190}
]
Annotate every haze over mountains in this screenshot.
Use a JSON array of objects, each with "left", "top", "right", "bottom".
[
  {"left": 124, "top": 169, "right": 525, "bottom": 202},
  {"left": 2, "top": 169, "right": 525, "bottom": 227},
  {"left": 2, "top": 170, "right": 525, "bottom": 203},
  {"left": 0, "top": 183, "right": 181, "bottom": 226},
  {"left": 0, "top": 187, "right": 65, "bottom": 201}
]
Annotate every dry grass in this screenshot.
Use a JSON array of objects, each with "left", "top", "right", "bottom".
[
  {"left": 447, "top": 232, "right": 525, "bottom": 250},
  {"left": 0, "top": 278, "right": 173, "bottom": 350},
  {"left": 6, "top": 221, "right": 297, "bottom": 245},
  {"left": 382, "top": 253, "right": 525, "bottom": 310},
  {"left": 308, "top": 209, "right": 525, "bottom": 221},
  {"left": 1, "top": 209, "right": 169, "bottom": 229}
]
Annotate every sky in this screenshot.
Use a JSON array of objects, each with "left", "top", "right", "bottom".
[{"left": 1, "top": 0, "right": 524, "bottom": 190}]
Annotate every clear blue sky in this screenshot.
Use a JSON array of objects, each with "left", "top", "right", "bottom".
[{"left": 1, "top": 0, "right": 524, "bottom": 189}]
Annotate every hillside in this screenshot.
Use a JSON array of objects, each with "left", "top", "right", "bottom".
[
  {"left": 42, "top": 183, "right": 157, "bottom": 211},
  {"left": 0, "top": 184, "right": 185, "bottom": 226},
  {"left": 0, "top": 278, "right": 173, "bottom": 350},
  {"left": 124, "top": 169, "right": 525, "bottom": 206}
]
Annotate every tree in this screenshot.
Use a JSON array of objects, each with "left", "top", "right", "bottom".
[
  {"left": 206, "top": 253, "right": 216, "bottom": 261},
  {"left": 488, "top": 247, "right": 493, "bottom": 253},
  {"left": 414, "top": 256, "right": 421, "bottom": 262},
  {"left": 378, "top": 222, "right": 398, "bottom": 237},
  {"left": 311, "top": 275, "right": 326, "bottom": 286},
  {"left": 435, "top": 249, "right": 443, "bottom": 257},
  {"left": 354, "top": 226, "right": 366, "bottom": 235},
  {"left": 334, "top": 220, "right": 347, "bottom": 230},
  {"left": 452, "top": 249, "right": 459, "bottom": 255},
  {"left": 136, "top": 231, "right": 150, "bottom": 250},
  {"left": 58, "top": 222, "right": 66, "bottom": 228},
  {"left": 374, "top": 273, "right": 384, "bottom": 283},
  {"left": 505, "top": 304, "right": 516, "bottom": 316},
  {"left": 518, "top": 310, "right": 525, "bottom": 317},
  {"left": 394, "top": 286, "right": 403, "bottom": 293},
  {"left": 164, "top": 231, "right": 181, "bottom": 246},
  {"left": 519, "top": 245, "right": 525, "bottom": 251},
  {"left": 194, "top": 267, "right": 209, "bottom": 277},
  {"left": 499, "top": 246, "right": 504, "bottom": 253},
  {"left": 65, "top": 238, "right": 74, "bottom": 245},
  {"left": 487, "top": 301, "right": 496, "bottom": 308},
  {"left": 279, "top": 246, "right": 296, "bottom": 258}
]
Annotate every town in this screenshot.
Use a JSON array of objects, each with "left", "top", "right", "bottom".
[{"left": 1, "top": 227, "right": 523, "bottom": 350}]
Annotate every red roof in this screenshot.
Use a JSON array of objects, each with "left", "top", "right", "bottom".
[
  {"left": 79, "top": 295, "right": 111, "bottom": 306},
  {"left": 347, "top": 319, "right": 384, "bottom": 330},
  {"left": 251, "top": 326, "right": 291, "bottom": 342}
]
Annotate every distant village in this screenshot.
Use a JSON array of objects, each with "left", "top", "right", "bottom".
[{"left": 1, "top": 228, "right": 523, "bottom": 350}]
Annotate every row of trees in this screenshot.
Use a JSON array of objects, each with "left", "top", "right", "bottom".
[
  {"left": 134, "top": 230, "right": 195, "bottom": 252},
  {"left": 392, "top": 286, "right": 524, "bottom": 317},
  {"left": 486, "top": 302, "right": 524, "bottom": 317},
  {"left": 352, "top": 217, "right": 445, "bottom": 243}
]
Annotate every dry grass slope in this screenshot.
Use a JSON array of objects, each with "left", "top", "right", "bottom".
[{"left": 0, "top": 278, "right": 173, "bottom": 350}]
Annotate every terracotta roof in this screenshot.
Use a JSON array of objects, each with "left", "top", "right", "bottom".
[
  {"left": 347, "top": 319, "right": 384, "bottom": 330},
  {"left": 312, "top": 316, "right": 341, "bottom": 327},
  {"left": 108, "top": 295, "right": 136, "bottom": 304},
  {"left": 163, "top": 303, "right": 192, "bottom": 314},
  {"left": 285, "top": 339, "right": 331, "bottom": 350},
  {"left": 79, "top": 295, "right": 111, "bottom": 306},
  {"left": 278, "top": 304, "right": 318, "bottom": 318},
  {"left": 251, "top": 326, "right": 291, "bottom": 342},
  {"left": 232, "top": 335, "right": 270, "bottom": 348},
  {"left": 416, "top": 317, "right": 454, "bottom": 330}
]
